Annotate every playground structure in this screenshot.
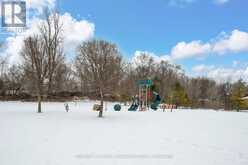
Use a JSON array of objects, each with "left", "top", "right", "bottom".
[
  {"left": 128, "top": 79, "right": 161, "bottom": 111},
  {"left": 91, "top": 79, "right": 161, "bottom": 112}
]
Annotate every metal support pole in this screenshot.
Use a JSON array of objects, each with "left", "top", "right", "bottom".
[{"left": 145, "top": 85, "right": 148, "bottom": 111}]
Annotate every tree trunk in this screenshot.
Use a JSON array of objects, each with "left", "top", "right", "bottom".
[
  {"left": 37, "top": 81, "right": 42, "bottom": 113},
  {"left": 98, "top": 89, "right": 104, "bottom": 118},
  {"left": 37, "top": 94, "right": 42, "bottom": 113}
]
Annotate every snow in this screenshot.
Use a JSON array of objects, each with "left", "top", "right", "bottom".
[{"left": 0, "top": 101, "right": 248, "bottom": 165}]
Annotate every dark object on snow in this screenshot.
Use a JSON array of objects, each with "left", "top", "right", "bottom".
[
  {"left": 114, "top": 104, "right": 121, "bottom": 111},
  {"left": 65, "top": 103, "right": 69, "bottom": 112},
  {"left": 150, "top": 92, "right": 161, "bottom": 110},
  {"left": 128, "top": 95, "right": 139, "bottom": 111}
]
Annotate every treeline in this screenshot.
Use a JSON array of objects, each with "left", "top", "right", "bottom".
[{"left": 0, "top": 12, "right": 247, "bottom": 112}]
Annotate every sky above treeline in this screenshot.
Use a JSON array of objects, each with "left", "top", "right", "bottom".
[{"left": 0, "top": 0, "right": 248, "bottom": 83}]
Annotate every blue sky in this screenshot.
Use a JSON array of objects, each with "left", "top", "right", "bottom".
[
  {"left": 1, "top": 0, "right": 248, "bottom": 82},
  {"left": 59, "top": 0, "right": 247, "bottom": 53},
  {"left": 59, "top": 0, "right": 247, "bottom": 66}
]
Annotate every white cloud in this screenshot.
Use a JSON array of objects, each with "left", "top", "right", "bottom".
[
  {"left": 167, "top": 29, "right": 248, "bottom": 60},
  {"left": 26, "top": 0, "right": 56, "bottom": 13},
  {"left": 170, "top": 41, "right": 211, "bottom": 60},
  {"left": 2, "top": 17, "right": 42, "bottom": 64},
  {"left": 1, "top": 12, "right": 95, "bottom": 64},
  {"left": 208, "top": 67, "right": 248, "bottom": 83},
  {"left": 192, "top": 64, "right": 248, "bottom": 83},
  {"left": 60, "top": 13, "right": 95, "bottom": 57},
  {"left": 0, "top": 0, "right": 95, "bottom": 64},
  {"left": 192, "top": 64, "right": 215, "bottom": 73},
  {"left": 212, "top": 30, "right": 248, "bottom": 54}
]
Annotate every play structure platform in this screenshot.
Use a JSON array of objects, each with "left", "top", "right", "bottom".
[{"left": 128, "top": 79, "right": 161, "bottom": 111}]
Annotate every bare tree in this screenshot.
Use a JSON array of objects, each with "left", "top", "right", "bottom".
[
  {"left": 39, "top": 11, "right": 64, "bottom": 95},
  {"left": 76, "top": 40, "right": 123, "bottom": 117},
  {"left": 0, "top": 57, "right": 8, "bottom": 78},
  {"left": 5, "top": 65, "right": 24, "bottom": 96},
  {"left": 0, "top": 52, "right": 8, "bottom": 96},
  {"left": 53, "top": 62, "right": 79, "bottom": 93},
  {"left": 21, "top": 36, "right": 48, "bottom": 113},
  {"left": 134, "top": 52, "right": 155, "bottom": 79}
]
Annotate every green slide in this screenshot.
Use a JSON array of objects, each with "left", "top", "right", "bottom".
[
  {"left": 150, "top": 92, "right": 161, "bottom": 110},
  {"left": 128, "top": 104, "right": 139, "bottom": 111}
]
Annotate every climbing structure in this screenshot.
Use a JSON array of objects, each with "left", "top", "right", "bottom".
[
  {"left": 138, "top": 79, "right": 152, "bottom": 111},
  {"left": 128, "top": 79, "right": 161, "bottom": 111}
]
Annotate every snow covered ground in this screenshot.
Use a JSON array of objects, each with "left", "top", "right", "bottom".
[{"left": 0, "top": 101, "right": 248, "bottom": 165}]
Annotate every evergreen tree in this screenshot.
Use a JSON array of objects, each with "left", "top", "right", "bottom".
[
  {"left": 151, "top": 76, "right": 161, "bottom": 93},
  {"left": 169, "top": 82, "right": 190, "bottom": 107},
  {"left": 231, "top": 79, "right": 246, "bottom": 112}
]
